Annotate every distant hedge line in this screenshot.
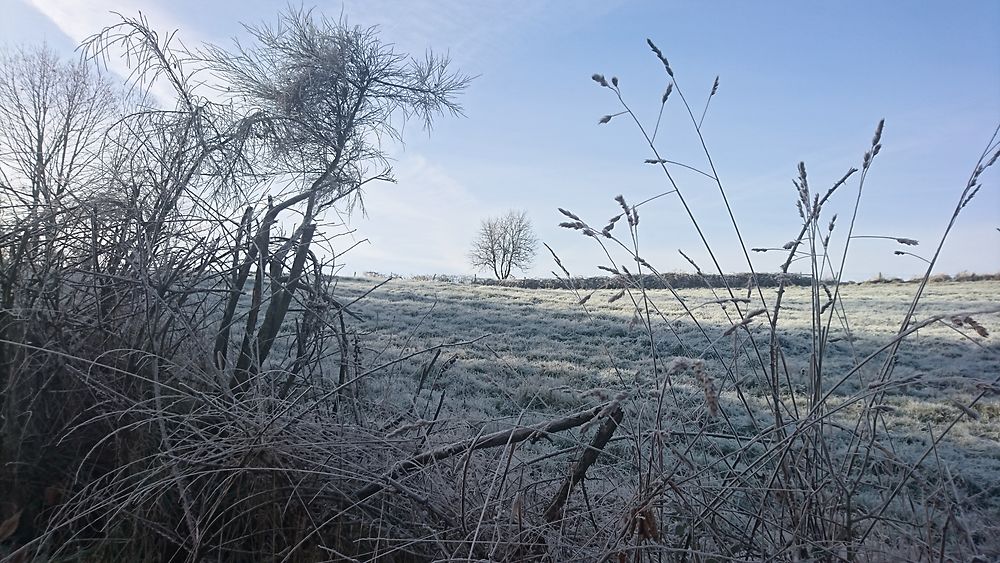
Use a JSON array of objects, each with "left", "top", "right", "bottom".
[
  {"left": 467, "top": 272, "right": 812, "bottom": 290},
  {"left": 350, "top": 271, "right": 1000, "bottom": 287}
]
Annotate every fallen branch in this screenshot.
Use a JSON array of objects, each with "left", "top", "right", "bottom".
[
  {"left": 544, "top": 404, "right": 624, "bottom": 523},
  {"left": 355, "top": 402, "right": 610, "bottom": 500}
]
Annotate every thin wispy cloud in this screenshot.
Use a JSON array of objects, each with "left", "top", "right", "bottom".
[
  {"left": 346, "top": 154, "right": 487, "bottom": 275},
  {"left": 333, "top": 0, "right": 625, "bottom": 68},
  {"left": 27, "top": 0, "right": 205, "bottom": 104}
]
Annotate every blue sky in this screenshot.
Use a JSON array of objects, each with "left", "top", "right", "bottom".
[{"left": 3, "top": 0, "right": 998, "bottom": 280}]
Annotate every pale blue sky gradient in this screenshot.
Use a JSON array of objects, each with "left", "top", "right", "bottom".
[{"left": 3, "top": 0, "right": 998, "bottom": 280}]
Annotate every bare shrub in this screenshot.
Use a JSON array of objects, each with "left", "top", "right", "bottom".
[{"left": 0, "top": 9, "right": 470, "bottom": 561}]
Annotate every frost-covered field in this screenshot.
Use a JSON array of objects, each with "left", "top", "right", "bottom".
[
  {"left": 336, "top": 278, "right": 997, "bottom": 412},
  {"left": 333, "top": 276, "right": 1000, "bottom": 547}
]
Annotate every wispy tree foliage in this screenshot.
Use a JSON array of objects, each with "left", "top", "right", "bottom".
[{"left": 199, "top": 7, "right": 471, "bottom": 215}]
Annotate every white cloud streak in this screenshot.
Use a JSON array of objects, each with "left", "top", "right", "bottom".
[
  {"left": 26, "top": 0, "right": 203, "bottom": 104},
  {"left": 343, "top": 154, "right": 487, "bottom": 275}
]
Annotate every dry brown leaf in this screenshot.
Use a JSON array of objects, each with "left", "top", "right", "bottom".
[
  {"left": 44, "top": 484, "right": 64, "bottom": 507},
  {"left": 0, "top": 509, "right": 22, "bottom": 542},
  {"left": 637, "top": 506, "right": 660, "bottom": 542}
]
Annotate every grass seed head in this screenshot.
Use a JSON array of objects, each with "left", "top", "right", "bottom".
[
  {"left": 615, "top": 194, "right": 630, "bottom": 219},
  {"left": 872, "top": 119, "right": 885, "bottom": 146},
  {"left": 646, "top": 38, "right": 674, "bottom": 76},
  {"left": 602, "top": 217, "right": 620, "bottom": 235},
  {"left": 986, "top": 147, "right": 1000, "bottom": 168},
  {"left": 967, "top": 316, "right": 988, "bottom": 337},
  {"left": 961, "top": 183, "right": 982, "bottom": 209},
  {"left": 951, "top": 315, "right": 988, "bottom": 336},
  {"left": 558, "top": 207, "right": 581, "bottom": 221},
  {"left": 692, "top": 360, "right": 719, "bottom": 417},
  {"left": 646, "top": 38, "right": 662, "bottom": 57},
  {"left": 664, "top": 357, "right": 690, "bottom": 375},
  {"left": 678, "top": 249, "right": 702, "bottom": 274},
  {"left": 662, "top": 82, "right": 674, "bottom": 104}
]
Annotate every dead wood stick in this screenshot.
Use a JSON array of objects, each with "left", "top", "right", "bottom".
[
  {"left": 544, "top": 404, "right": 624, "bottom": 523},
  {"left": 355, "top": 402, "right": 609, "bottom": 501}
]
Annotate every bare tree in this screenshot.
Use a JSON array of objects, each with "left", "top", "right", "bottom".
[
  {"left": 470, "top": 210, "right": 538, "bottom": 279},
  {"left": 0, "top": 43, "right": 121, "bottom": 545},
  {"left": 0, "top": 44, "right": 117, "bottom": 209}
]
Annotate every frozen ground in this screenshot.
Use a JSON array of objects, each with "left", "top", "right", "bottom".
[{"left": 327, "top": 276, "right": 1000, "bottom": 553}]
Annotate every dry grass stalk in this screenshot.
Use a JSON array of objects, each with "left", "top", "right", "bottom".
[
  {"left": 555, "top": 40, "right": 1000, "bottom": 561},
  {"left": 722, "top": 307, "right": 767, "bottom": 336}
]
